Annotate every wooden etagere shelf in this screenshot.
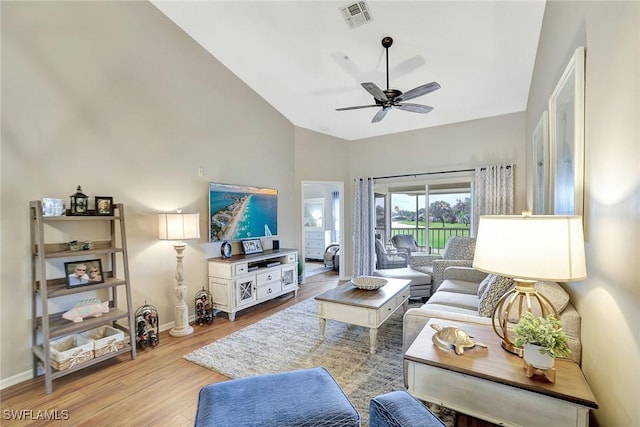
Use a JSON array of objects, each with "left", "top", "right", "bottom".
[{"left": 30, "top": 200, "right": 136, "bottom": 394}]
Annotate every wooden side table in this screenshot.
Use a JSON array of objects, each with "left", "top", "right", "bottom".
[{"left": 404, "top": 318, "right": 597, "bottom": 427}]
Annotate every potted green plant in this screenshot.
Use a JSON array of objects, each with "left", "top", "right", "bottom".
[{"left": 513, "top": 312, "right": 571, "bottom": 369}]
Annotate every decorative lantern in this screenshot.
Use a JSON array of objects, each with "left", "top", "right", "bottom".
[
  {"left": 69, "top": 185, "right": 88, "bottom": 215},
  {"left": 195, "top": 288, "right": 214, "bottom": 326},
  {"left": 135, "top": 302, "right": 159, "bottom": 349}
]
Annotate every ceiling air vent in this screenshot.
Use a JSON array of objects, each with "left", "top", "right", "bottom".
[{"left": 340, "top": 1, "right": 373, "bottom": 29}]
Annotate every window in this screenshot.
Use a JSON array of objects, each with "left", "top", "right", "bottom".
[{"left": 377, "top": 178, "right": 472, "bottom": 254}]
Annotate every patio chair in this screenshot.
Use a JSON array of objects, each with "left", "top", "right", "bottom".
[
  {"left": 391, "top": 234, "right": 426, "bottom": 257},
  {"left": 375, "top": 239, "right": 408, "bottom": 270},
  {"left": 411, "top": 236, "right": 476, "bottom": 290}
]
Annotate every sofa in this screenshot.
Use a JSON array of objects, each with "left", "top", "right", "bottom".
[{"left": 402, "top": 266, "right": 583, "bottom": 384}]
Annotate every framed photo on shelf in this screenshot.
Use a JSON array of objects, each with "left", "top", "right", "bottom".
[
  {"left": 64, "top": 259, "right": 104, "bottom": 288},
  {"left": 549, "top": 46, "right": 585, "bottom": 215},
  {"left": 95, "top": 196, "right": 113, "bottom": 215},
  {"left": 241, "top": 239, "right": 263, "bottom": 255},
  {"left": 532, "top": 111, "right": 549, "bottom": 215}
]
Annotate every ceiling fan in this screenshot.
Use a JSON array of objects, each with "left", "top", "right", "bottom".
[{"left": 336, "top": 36, "right": 441, "bottom": 123}]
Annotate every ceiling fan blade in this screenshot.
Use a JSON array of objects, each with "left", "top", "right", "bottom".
[
  {"left": 371, "top": 107, "right": 390, "bottom": 123},
  {"left": 394, "top": 103, "right": 434, "bottom": 114},
  {"left": 336, "top": 104, "right": 379, "bottom": 111},
  {"left": 396, "top": 82, "right": 441, "bottom": 102},
  {"left": 361, "top": 82, "right": 388, "bottom": 102}
]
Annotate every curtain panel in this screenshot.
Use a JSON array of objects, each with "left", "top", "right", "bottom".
[
  {"left": 353, "top": 178, "right": 375, "bottom": 277},
  {"left": 474, "top": 164, "right": 515, "bottom": 232}
]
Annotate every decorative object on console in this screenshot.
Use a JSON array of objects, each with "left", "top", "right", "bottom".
[
  {"left": 135, "top": 302, "right": 159, "bottom": 349},
  {"left": 64, "top": 259, "right": 104, "bottom": 288},
  {"left": 62, "top": 298, "right": 109, "bottom": 322},
  {"left": 95, "top": 196, "right": 113, "bottom": 215},
  {"left": 430, "top": 324, "right": 487, "bottom": 356},
  {"left": 241, "top": 238, "right": 263, "bottom": 254},
  {"left": 42, "top": 198, "right": 65, "bottom": 216},
  {"left": 220, "top": 241, "right": 232, "bottom": 258},
  {"left": 514, "top": 312, "right": 571, "bottom": 383},
  {"left": 158, "top": 210, "right": 200, "bottom": 337},
  {"left": 69, "top": 185, "right": 88, "bottom": 215},
  {"left": 473, "top": 213, "right": 586, "bottom": 355}
]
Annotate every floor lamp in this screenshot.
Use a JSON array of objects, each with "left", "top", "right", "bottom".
[
  {"left": 473, "top": 213, "right": 586, "bottom": 354},
  {"left": 158, "top": 211, "right": 200, "bottom": 337}
]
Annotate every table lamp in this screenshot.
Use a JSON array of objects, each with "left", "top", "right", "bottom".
[
  {"left": 158, "top": 211, "right": 200, "bottom": 337},
  {"left": 473, "top": 213, "right": 586, "bottom": 354}
]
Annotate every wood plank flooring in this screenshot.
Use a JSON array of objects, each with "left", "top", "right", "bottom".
[{"left": 1, "top": 271, "right": 492, "bottom": 426}]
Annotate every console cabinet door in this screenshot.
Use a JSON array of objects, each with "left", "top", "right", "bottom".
[
  {"left": 235, "top": 276, "right": 256, "bottom": 307},
  {"left": 281, "top": 265, "right": 296, "bottom": 292}
]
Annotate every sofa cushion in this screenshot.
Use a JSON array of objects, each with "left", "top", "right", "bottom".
[
  {"left": 477, "top": 274, "right": 497, "bottom": 297},
  {"left": 437, "top": 279, "right": 479, "bottom": 295},
  {"left": 478, "top": 276, "right": 514, "bottom": 317},
  {"left": 506, "top": 281, "right": 570, "bottom": 322},
  {"left": 428, "top": 291, "right": 479, "bottom": 311}
]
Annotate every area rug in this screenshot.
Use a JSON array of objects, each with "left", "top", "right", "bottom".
[{"left": 184, "top": 297, "right": 456, "bottom": 426}]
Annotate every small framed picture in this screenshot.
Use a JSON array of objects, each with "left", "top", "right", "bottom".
[
  {"left": 95, "top": 196, "right": 113, "bottom": 215},
  {"left": 241, "top": 239, "right": 263, "bottom": 255},
  {"left": 65, "top": 259, "right": 104, "bottom": 288}
]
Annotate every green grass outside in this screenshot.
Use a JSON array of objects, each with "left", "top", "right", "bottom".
[{"left": 395, "top": 221, "right": 470, "bottom": 250}]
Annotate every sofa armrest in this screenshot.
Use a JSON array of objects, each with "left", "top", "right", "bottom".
[
  {"left": 443, "top": 266, "right": 488, "bottom": 283},
  {"left": 432, "top": 260, "right": 474, "bottom": 290}
]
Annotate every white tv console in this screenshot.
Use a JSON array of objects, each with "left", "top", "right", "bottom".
[{"left": 207, "top": 249, "right": 298, "bottom": 321}]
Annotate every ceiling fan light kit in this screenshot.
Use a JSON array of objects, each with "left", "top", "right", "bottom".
[{"left": 336, "top": 36, "right": 440, "bottom": 123}]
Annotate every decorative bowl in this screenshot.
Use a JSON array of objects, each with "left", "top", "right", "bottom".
[{"left": 351, "top": 276, "right": 388, "bottom": 290}]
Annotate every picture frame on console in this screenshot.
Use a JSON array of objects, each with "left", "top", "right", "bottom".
[
  {"left": 241, "top": 239, "right": 263, "bottom": 255},
  {"left": 95, "top": 196, "right": 113, "bottom": 215},
  {"left": 65, "top": 259, "right": 104, "bottom": 288},
  {"left": 548, "top": 46, "right": 585, "bottom": 215}
]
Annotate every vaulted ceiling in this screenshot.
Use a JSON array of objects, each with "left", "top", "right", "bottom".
[{"left": 151, "top": 1, "right": 546, "bottom": 141}]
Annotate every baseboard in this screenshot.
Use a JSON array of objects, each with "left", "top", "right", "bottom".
[
  {"left": 0, "top": 370, "right": 33, "bottom": 390},
  {"left": 0, "top": 315, "right": 195, "bottom": 390}
]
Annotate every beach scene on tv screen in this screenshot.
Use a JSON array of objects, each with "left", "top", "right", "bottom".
[{"left": 209, "top": 183, "right": 278, "bottom": 242}]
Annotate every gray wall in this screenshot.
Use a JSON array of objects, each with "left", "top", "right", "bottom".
[
  {"left": 526, "top": 2, "right": 639, "bottom": 425},
  {"left": 1, "top": 1, "right": 298, "bottom": 381}
]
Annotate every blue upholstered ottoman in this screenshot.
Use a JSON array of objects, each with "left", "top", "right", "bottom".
[
  {"left": 195, "top": 367, "right": 360, "bottom": 427},
  {"left": 369, "top": 391, "right": 445, "bottom": 427}
]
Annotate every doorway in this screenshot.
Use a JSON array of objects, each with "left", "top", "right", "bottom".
[{"left": 301, "top": 181, "right": 344, "bottom": 279}]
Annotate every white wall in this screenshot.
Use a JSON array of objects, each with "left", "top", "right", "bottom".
[
  {"left": 526, "top": 2, "right": 640, "bottom": 425},
  {"left": 1, "top": 1, "right": 297, "bottom": 382}
]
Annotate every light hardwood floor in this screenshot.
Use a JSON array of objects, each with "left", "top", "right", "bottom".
[{"left": 1, "top": 271, "right": 492, "bottom": 426}]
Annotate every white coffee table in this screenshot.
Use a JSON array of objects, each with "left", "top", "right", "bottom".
[{"left": 315, "top": 278, "right": 410, "bottom": 354}]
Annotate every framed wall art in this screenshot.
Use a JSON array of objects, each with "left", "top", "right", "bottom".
[
  {"left": 532, "top": 111, "right": 549, "bottom": 214},
  {"left": 64, "top": 259, "right": 104, "bottom": 288},
  {"left": 241, "top": 239, "right": 263, "bottom": 255},
  {"left": 548, "top": 46, "right": 585, "bottom": 215},
  {"left": 95, "top": 196, "right": 113, "bottom": 215}
]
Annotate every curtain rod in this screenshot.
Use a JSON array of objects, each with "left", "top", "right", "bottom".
[
  {"left": 372, "top": 165, "right": 512, "bottom": 181},
  {"left": 373, "top": 168, "right": 473, "bottom": 180}
]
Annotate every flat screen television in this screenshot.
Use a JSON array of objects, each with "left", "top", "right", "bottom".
[{"left": 208, "top": 182, "right": 278, "bottom": 242}]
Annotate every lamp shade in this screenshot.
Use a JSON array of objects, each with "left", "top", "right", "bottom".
[
  {"left": 473, "top": 215, "right": 586, "bottom": 282},
  {"left": 158, "top": 213, "right": 200, "bottom": 241}
]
